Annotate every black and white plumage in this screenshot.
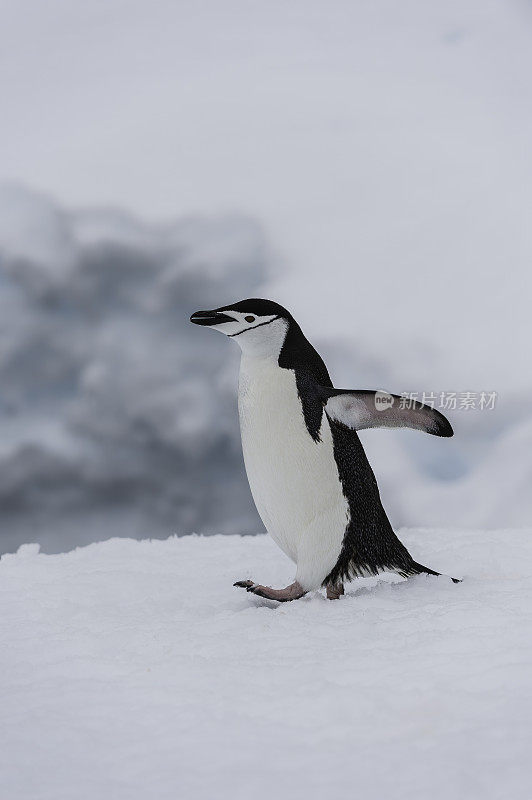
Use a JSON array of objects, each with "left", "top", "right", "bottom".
[{"left": 190, "top": 299, "right": 459, "bottom": 601}]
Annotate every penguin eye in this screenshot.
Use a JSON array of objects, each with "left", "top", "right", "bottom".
[{"left": 245, "top": 315, "right": 255, "bottom": 323}]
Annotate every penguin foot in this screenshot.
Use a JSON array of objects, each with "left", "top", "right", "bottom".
[
  {"left": 233, "top": 580, "right": 306, "bottom": 602},
  {"left": 233, "top": 580, "right": 255, "bottom": 589},
  {"left": 326, "top": 581, "right": 344, "bottom": 600}
]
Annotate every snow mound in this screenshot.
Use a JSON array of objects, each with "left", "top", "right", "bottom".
[{"left": 1, "top": 530, "right": 531, "bottom": 799}]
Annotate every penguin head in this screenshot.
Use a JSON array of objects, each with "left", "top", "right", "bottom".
[{"left": 190, "top": 298, "right": 291, "bottom": 357}]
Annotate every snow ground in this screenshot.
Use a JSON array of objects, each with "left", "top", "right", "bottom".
[{"left": 2, "top": 530, "right": 531, "bottom": 800}]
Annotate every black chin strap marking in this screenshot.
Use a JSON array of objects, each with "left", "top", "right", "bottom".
[{"left": 227, "top": 314, "right": 281, "bottom": 337}]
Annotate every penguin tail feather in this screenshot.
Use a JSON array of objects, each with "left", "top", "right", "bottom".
[{"left": 405, "top": 561, "right": 462, "bottom": 584}]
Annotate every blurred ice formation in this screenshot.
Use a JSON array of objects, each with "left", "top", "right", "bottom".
[{"left": 0, "top": 185, "right": 269, "bottom": 552}]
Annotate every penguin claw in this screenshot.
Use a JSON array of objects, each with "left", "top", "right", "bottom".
[
  {"left": 233, "top": 580, "right": 272, "bottom": 598},
  {"left": 233, "top": 580, "right": 274, "bottom": 599},
  {"left": 247, "top": 585, "right": 268, "bottom": 597}
]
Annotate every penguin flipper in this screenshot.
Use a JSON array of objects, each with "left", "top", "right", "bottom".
[{"left": 321, "top": 388, "right": 453, "bottom": 437}]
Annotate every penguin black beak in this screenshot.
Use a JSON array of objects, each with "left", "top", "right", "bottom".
[{"left": 190, "top": 309, "right": 235, "bottom": 326}]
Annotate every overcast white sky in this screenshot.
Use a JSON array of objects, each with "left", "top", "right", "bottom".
[{"left": 2, "top": 0, "right": 532, "bottom": 391}]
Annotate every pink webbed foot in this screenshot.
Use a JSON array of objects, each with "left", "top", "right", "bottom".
[
  {"left": 326, "top": 581, "right": 345, "bottom": 600},
  {"left": 234, "top": 580, "right": 306, "bottom": 602}
]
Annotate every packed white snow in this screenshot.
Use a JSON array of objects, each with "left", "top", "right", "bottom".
[{"left": 1, "top": 530, "right": 531, "bottom": 800}]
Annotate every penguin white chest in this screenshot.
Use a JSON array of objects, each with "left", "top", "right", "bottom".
[{"left": 238, "top": 355, "right": 349, "bottom": 586}]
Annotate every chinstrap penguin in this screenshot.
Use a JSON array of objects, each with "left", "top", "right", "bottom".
[{"left": 190, "top": 299, "right": 460, "bottom": 601}]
